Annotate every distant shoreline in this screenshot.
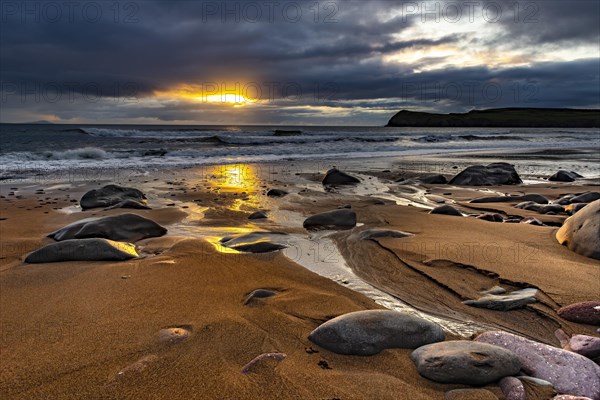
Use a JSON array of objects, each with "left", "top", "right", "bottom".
[{"left": 387, "top": 108, "right": 600, "bottom": 128}]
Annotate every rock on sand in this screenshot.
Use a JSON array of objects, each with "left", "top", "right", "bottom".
[
  {"left": 322, "top": 168, "right": 360, "bottom": 185},
  {"left": 557, "top": 301, "right": 600, "bottom": 325},
  {"left": 309, "top": 310, "right": 444, "bottom": 356},
  {"left": 49, "top": 213, "right": 167, "bottom": 243},
  {"left": 25, "top": 238, "right": 138, "bottom": 263},
  {"left": 548, "top": 170, "right": 583, "bottom": 182},
  {"left": 449, "top": 163, "right": 522, "bottom": 186},
  {"left": 303, "top": 209, "right": 357, "bottom": 230},
  {"left": 430, "top": 205, "right": 463, "bottom": 216},
  {"left": 80, "top": 184, "right": 148, "bottom": 210},
  {"left": 410, "top": 340, "right": 521, "bottom": 385}
]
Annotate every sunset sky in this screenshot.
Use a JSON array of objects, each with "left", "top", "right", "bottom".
[{"left": 1, "top": 0, "right": 599, "bottom": 125}]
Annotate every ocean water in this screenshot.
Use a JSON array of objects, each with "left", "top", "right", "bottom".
[{"left": 1, "top": 124, "right": 599, "bottom": 179}]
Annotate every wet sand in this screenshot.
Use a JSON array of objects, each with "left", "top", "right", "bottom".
[{"left": 1, "top": 154, "right": 599, "bottom": 399}]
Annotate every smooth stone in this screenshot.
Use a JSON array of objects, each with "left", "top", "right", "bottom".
[
  {"left": 464, "top": 288, "right": 538, "bottom": 311},
  {"left": 476, "top": 331, "right": 600, "bottom": 399},
  {"left": 556, "top": 200, "right": 600, "bottom": 260},
  {"left": 48, "top": 213, "right": 167, "bottom": 243},
  {"left": 158, "top": 325, "right": 192, "bottom": 344},
  {"left": 303, "top": 209, "right": 357, "bottom": 230},
  {"left": 445, "top": 388, "right": 499, "bottom": 400},
  {"left": 471, "top": 194, "right": 549, "bottom": 204},
  {"left": 266, "top": 189, "right": 288, "bottom": 197},
  {"left": 548, "top": 171, "right": 583, "bottom": 182},
  {"left": 553, "top": 396, "right": 594, "bottom": 400},
  {"left": 500, "top": 376, "right": 526, "bottom": 400},
  {"left": 449, "top": 163, "right": 522, "bottom": 186},
  {"left": 477, "top": 213, "right": 505, "bottom": 222},
  {"left": 430, "top": 205, "right": 463, "bottom": 216},
  {"left": 322, "top": 168, "right": 360, "bottom": 185},
  {"left": 517, "top": 202, "right": 565, "bottom": 214},
  {"left": 571, "top": 192, "right": 600, "bottom": 204},
  {"left": 569, "top": 335, "right": 600, "bottom": 359},
  {"left": 243, "top": 289, "right": 277, "bottom": 305},
  {"left": 248, "top": 211, "right": 268, "bottom": 220},
  {"left": 308, "top": 310, "right": 444, "bottom": 356},
  {"left": 80, "top": 184, "right": 147, "bottom": 210},
  {"left": 555, "top": 194, "right": 577, "bottom": 205},
  {"left": 352, "top": 228, "right": 413, "bottom": 241},
  {"left": 220, "top": 232, "right": 288, "bottom": 253},
  {"left": 411, "top": 340, "right": 521, "bottom": 385},
  {"left": 418, "top": 174, "right": 448, "bottom": 184},
  {"left": 557, "top": 301, "right": 600, "bottom": 325},
  {"left": 24, "top": 238, "right": 138, "bottom": 263}
]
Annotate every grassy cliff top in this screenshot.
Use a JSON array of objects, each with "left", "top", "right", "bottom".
[{"left": 387, "top": 108, "right": 600, "bottom": 128}]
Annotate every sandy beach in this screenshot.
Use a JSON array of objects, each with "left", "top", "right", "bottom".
[{"left": 1, "top": 150, "right": 598, "bottom": 400}]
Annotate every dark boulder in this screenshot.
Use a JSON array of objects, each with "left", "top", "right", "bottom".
[
  {"left": 449, "top": 163, "right": 522, "bottom": 186},
  {"left": 303, "top": 209, "right": 357, "bottom": 230},
  {"left": 248, "top": 211, "right": 268, "bottom": 220},
  {"left": 266, "top": 189, "right": 288, "bottom": 197},
  {"left": 322, "top": 168, "right": 360, "bottom": 185},
  {"left": 471, "top": 194, "right": 549, "bottom": 204},
  {"left": 80, "top": 184, "right": 148, "bottom": 210},
  {"left": 430, "top": 205, "right": 463, "bottom": 216},
  {"left": 548, "top": 170, "right": 583, "bottom": 182},
  {"left": 24, "top": 238, "right": 138, "bottom": 263},
  {"left": 418, "top": 175, "right": 448, "bottom": 184},
  {"left": 48, "top": 213, "right": 167, "bottom": 243}
]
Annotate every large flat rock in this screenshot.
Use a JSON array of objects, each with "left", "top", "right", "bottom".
[
  {"left": 309, "top": 310, "right": 444, "bottom": 356},
  {"left": 24, "top": 238, "right": 138, "bottom": 263},
  {"left": 49, "top": 213, "right": 167, "bottom": 243}
]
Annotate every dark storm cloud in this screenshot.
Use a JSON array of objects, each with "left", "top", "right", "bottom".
[
  {"left": 488, "top": 0, "right": 600, "bottom": 45},
  {"left": 0, "top": 0, "right": 598, "bottom": 124}
]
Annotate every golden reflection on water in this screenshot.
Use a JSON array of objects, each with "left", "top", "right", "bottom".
[
  {"left": 203, "top": 164, "right": 262, "bottom": 211},
  {"left": 202, "top": 226, "right": 256, "bottom": 255}
]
